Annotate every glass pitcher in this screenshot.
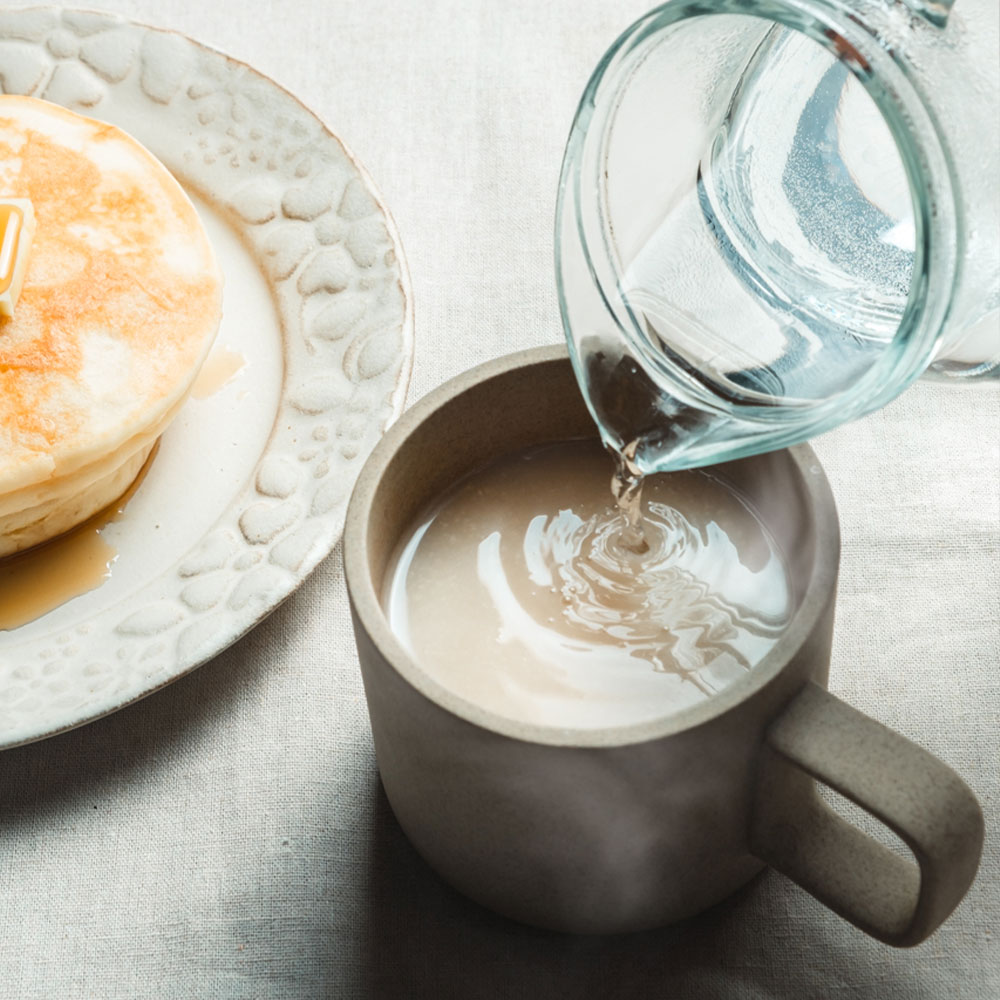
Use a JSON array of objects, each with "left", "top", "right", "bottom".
[{"left": 556, "top": 0, "right": 999, "bottom": 474}]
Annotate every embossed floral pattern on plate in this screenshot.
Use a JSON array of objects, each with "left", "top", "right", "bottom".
[{"left": 0, "top": 7, "right": 413, "bottom": 748}]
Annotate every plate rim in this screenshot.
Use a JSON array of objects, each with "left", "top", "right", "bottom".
[{"left": 0, "top": 5, "right": 414, "bottom": 749}]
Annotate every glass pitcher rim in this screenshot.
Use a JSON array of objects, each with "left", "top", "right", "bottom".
[{"left": 555, "top": 0, "right": 962, "bottom": 442}]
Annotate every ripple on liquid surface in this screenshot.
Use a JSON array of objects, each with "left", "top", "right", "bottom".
[{"left": 384, "top": 440, "right": 791, "bottom": 729}]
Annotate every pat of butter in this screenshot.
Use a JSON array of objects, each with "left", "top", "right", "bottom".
[{"left": 0, "top": 198, "right": 35, "bottom": 318}]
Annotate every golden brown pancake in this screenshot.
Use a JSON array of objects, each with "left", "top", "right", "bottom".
[{"left": 0, "top": 96, "right": 222, "bottom": 557}]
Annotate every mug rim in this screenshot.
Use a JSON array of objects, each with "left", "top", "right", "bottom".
[{"left": 344, "top": 344, "right": 841, "bottom": 748}]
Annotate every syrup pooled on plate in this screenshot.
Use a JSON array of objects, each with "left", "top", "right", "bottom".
[
  {"left": 0, "top": 443, "right": 157, "bottom": 631},
  {"left": 191, "top": 346, "right": 246, "bottom": 399},
  {"left": 384, "top": 439, "right": 791, "bottom": 728}
]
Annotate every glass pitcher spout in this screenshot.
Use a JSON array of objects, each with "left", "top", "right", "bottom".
[{"left": 556, "top": 0, "right": 1000, "bottom": 474}]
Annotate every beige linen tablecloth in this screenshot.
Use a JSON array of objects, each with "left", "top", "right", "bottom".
[{"left": 1, "top": 1, "right": 997, "bottom": 996}]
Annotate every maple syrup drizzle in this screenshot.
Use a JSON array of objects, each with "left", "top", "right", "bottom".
[
  {"left": 191, "top": 346, "right": 245, "bottom": 399},
  {"left": 0, "top": 442, "right": 159, "bottom": 631}
]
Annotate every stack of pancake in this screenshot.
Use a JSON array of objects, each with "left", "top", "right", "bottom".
[{"left": 0, "top": 96, "right": 223, "bottom": 558}]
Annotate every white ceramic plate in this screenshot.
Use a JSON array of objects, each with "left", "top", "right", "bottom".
[{"left": 0, "top": 7, "right": 413, "bottom": 748}]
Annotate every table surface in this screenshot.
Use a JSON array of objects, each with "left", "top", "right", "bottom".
[{"left": 1, "top": 2, "right": 998, "bottom": 997}]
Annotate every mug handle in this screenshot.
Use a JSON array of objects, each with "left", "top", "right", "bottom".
[{"left": 750, "top": 682, "right": 983, "bottom": 947}]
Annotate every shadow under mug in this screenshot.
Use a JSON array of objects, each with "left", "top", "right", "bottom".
[{"left": 343, "top": 345, "right": 983, "bottom": 945}]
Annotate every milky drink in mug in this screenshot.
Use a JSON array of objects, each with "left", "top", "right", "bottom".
[{"left": 383, "top": 438, "right": 792, "bottom": 728}]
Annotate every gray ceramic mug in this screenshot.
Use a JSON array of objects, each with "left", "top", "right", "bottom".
[{"left": 343, "top": 345, "right": 983, "bottom": 945}]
